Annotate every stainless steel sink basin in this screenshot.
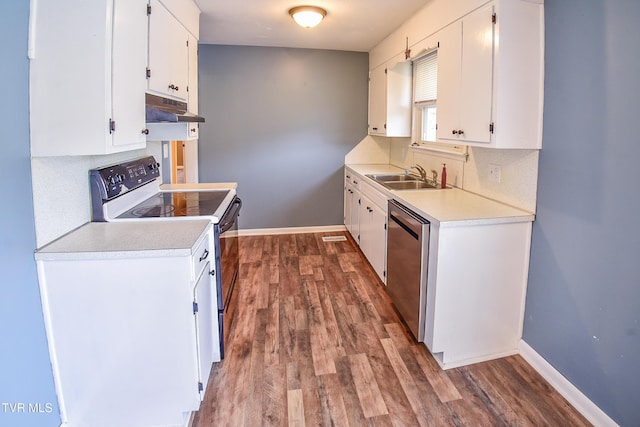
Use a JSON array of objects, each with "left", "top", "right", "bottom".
[
  {"left": 365, "top": 173, "right": 419, "bottom": 182},
  {"left": 365, "top": 173, "right": 441, "bottom": 190},
  {"left": 383, "top": 181, "right": 438, "bottom": 190}
]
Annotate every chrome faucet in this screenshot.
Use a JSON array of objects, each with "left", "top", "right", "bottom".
[{"left": 411, "top": 164, "right": 427, "bottom": 181}]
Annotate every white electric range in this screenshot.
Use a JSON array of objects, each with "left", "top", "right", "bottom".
[{"left": 89, "top": 155, "right": 241, "bottom": 359}]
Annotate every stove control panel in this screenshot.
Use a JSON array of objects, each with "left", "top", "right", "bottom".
[{"left": 90, "top": 156, "right": 160, "bottom": 201}]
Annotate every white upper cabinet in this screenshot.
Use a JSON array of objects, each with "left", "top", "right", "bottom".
[
  {"left": 437, "top": 0, "right": 544, "bottom": 149},
  {"left": 368, "top": 55, "right": 412, "bottom": 137},
  {"left": 368, "top": 65, "right": 387, "bottom": 135},
  {"left": 147, "top": 0, "right": 190, "bottom": 101},
  {"left": 30, "top": 0, "right": 148, "bottom": 156},
  {"left": 437, "top": 3, "right": 494, "bottom": 145}
]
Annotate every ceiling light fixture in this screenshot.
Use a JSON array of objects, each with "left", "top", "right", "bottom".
[{"left": 289, "top": 6, "right": 327, "bottom": 29}]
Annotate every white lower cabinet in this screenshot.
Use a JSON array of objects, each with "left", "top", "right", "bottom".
[
  {"left": 344, "top": 171, "right": 360, "bottom": 241},
  {"left": 425, "top": 221, "right": 532, "bottom": 369},
  {"left": 344, "top": 168, "right": 387, "bottom": 282},
  {"left": 358, "top": 192, "right": 387, "bottom": 281},
  {"left": 344, "top": 166, "right": 533, "bottom": 369},
  {"left": 193, "top": 260, "right": 215, "bottom": 395},
  {"left": 35, "top": 223, "right": 217, "bottom": 427}
]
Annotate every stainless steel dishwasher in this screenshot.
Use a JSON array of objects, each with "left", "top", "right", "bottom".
[{"left": 386, "top": 199, "right": 430, "bottom": 341}]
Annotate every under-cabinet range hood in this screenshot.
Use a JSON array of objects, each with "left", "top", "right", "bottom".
[{"left": 145, "top": 93, "right": 205, "bottom": 123}]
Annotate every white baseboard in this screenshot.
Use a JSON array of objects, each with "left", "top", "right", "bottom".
[
  {"left": 518, "top": 340, "right": 618, "bottom": 427},
  {"left": 431, "top": 348, "right": 520, "bottom": 371},
  {"left": 238, "top": 225, "right": 347, "bottom": 236}
]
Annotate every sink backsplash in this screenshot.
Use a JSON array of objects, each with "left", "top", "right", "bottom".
[{"left": 388, "top": 138, "right": 539, "bottom": 213}]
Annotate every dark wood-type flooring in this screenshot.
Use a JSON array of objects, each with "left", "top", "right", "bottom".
[{"left": 193, "top": 232, "right": 590, "bottom": 427}]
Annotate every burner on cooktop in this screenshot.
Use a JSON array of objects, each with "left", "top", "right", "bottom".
[{"left": 130, "top": 204, "right": 175, "bottom": 218}]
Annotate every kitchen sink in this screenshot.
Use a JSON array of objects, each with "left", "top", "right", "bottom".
[
  {"left": 365, "top": 173, "right": 440, "bottom": 190},
  {"left": 365, "top": 173, "right": 419, "bottom": 182},
  {"left": 383, "top": 181, "right": 438, "bottom": 190}
]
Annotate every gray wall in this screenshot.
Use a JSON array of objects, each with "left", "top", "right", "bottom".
[
  {"left": 0, "top": 1, "right": 60, "bottom": 426},
  {"left": 524, "top": 1, "right": 640, "bottom": 425},
  {"left": 197, "top": 45, "right": 368, "bottom": 229}
]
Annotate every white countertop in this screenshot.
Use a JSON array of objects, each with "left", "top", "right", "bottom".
[
  {"left": 35, "top": 220, "right": 211, "bottom": 261},
  {"left": 346, "top": 164, "right": 535, "bottom": 226}
]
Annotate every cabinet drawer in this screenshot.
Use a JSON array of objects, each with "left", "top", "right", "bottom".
[
  {"left": 349, "top": 174, "right": 361, "bottom": 190},
  {"left": 192, "top": 230, "right": 211, "bottom": 280}
]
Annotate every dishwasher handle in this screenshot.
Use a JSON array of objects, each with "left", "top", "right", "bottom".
[
  {"left": 388, "top": 200, "right": 429, "bottom": 239},
  {"left": 389, "top": 212, "right": 420, "bottom": 240}
]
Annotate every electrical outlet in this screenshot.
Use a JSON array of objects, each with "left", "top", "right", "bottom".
[{"left": 488, "top": 164, "right": 501, "bottom": 183}]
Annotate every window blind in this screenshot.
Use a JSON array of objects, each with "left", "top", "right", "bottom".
[{"left": 413, "top": 51, "right": 437, "bottom": 103}]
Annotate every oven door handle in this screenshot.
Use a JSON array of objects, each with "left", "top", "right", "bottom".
[{"left": 219, "top": 197, "right": 242, "bottom": 233}]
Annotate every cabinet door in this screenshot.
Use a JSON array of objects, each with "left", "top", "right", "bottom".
[
  {"left": 437, "top": 5, "right": 494, "bottom": 144},
  {"left": 346, "top": 183, "right": 360, "bottom": 241},
  {"left": 459, "top": 3, "right": 494, "bottom": 143},
  {"left": 193, "top": 262, "right": 214, "bottom": 398},
  {"left": 436, "top": 21, "right": 462, "bottom": 142},
  {"left": 359, "top": 194, "right": 386, "bottom": 282},
  {"left": 344, "top": 179, "right": 353, "bottom": 233},
  {"left": 350, "top": 179, "right": 361, "bottom": 242},
  {"left": 385, "top": 60, "right": 412, "bottom": 137},
  {"left": 148, "top": 0, "right": 189, "bottom": 101},
  {"left": 29, "top": 0, "right": 147, "bottom": 156},
  {"left": 188, "top": 33, "right": 199, "bottom": 113},
  {"left": 368, "top": 65, "right": 387, "bottom": 135},
  {"left": 112, "top": 0, "right": 148, "bottom": 147}
]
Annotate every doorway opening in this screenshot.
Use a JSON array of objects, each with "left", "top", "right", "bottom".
[{"left": 171, "top": 141, "right": 186, "bottom": 184}]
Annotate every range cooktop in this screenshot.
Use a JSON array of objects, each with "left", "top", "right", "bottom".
[{"left": 116, "top": 190, "right": 231, "bottom": 219}]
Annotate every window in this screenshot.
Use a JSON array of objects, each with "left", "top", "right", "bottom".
[{"left": 413, "top": 51, "right": 438, "bottom": 142}]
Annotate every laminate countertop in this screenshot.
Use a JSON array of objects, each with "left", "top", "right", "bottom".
[
  {"left": 35, "top": 220, "right": 211, "bottom": 261},
  {"left": 346, "top": 164, "right": 535, "bottom": 227}
]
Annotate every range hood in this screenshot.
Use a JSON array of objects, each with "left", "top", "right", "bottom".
[{"left": 145, "top": 93, "right": 205, "bottom": 123}]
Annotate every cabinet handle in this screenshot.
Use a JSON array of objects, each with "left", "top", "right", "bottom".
[
  {"left": 372, "top": 127, "right": 378, "bottom": 131},
  {"left": 168, "top": 84, "right": 179, "bottom": 91},
  {"left": 452, "top": 129, "right": 464, "bottom": 135},
  {"left": 199, "top": 248, "right": 209, "bottom": 262},
  {"left": 191, "top": 128, "right": 196, "bottom": 133},
  {"left": 142, "top": 129, "right": 149, "bottom": 135},
  {"left": 458, "top": 129, "right": 464, "bottom": 135}
]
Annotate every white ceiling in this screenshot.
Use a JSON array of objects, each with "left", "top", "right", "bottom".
[{"left": 194, "top": 0, "right": 431, "bottom": 52}]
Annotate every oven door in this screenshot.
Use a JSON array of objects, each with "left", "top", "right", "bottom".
[
  {"left": 215, "top": 197, "right": 241, "bottom": 357},
  {"left": 217, "top": 197, "right": 241, "bottom": 309}
]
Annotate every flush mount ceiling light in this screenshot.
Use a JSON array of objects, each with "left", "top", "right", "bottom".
[{"left": 289, "top": 6, "right": 327, "bottom": 29}]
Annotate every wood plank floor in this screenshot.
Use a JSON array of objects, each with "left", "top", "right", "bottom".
[{"left": 193, "top": 232, "right": 591, "bottom": 427}]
